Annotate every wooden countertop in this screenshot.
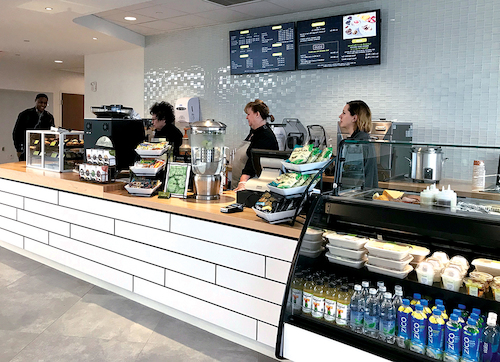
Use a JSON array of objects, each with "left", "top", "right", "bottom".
[{"left": 0, "top": 162, "right": 303, "bottom": 239}]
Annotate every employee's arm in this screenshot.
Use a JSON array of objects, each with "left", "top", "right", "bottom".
[{"left": 12, "top": 113, "right": 26, "bottom": 154}]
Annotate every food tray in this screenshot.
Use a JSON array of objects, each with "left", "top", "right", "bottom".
[
  {"left": 367, "top": 255, "right": 414, "bottom": 271},
  {"left": 252, "top": 207, "right": 297, "bottom": 223},
  {"left": 267, "top": 184, "right": 308, "bottom": 196},
  {"left": 471, "top": 258, "right": 500, "bottom": 276},
  {"left": 326, "top": 244, "right": 367, "bottom": 260},
  {"left": 129, "top": 165, "right": 164, "bottom": 176},
  {"left": 124, "top": 183, "right": 161, "bottom": 196},
  {"left": 365, "top": 240, "right": 411, "bottom": 260},
  {"left": 281, "top": 159, "right": 330, "bottom": 172},
  {"left": 325, "top": 252, "right": 367, "bottom": 269},
  {"left": 303, "top": 227, "right": 323, "bottom": 241},
  {"left": 299, "top": 247, "right": 324, "bottom": 258},
  {"left": 366, "top": 263, "right": 413, "bottom": 279},
  {"left": 324, "top": 232, "right": 369, "bottom": 250},
  {"left": 301, "top": 239, "right": 323, "bottom": 251},
  {"left": 135, "top": 148, "right": 168, "bottom": 157},
  {"left": 407, "top": 244, "right": 430, "bottom": 262}
]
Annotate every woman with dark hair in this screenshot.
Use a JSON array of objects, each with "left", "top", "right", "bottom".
[
  {"left": 338, "top": 100, "right": 378, "bottom": 189},
  {"left": 149, "top": 101, "right": 183, "bottom": 156},
  {"left": 233, "top": 99, "right": 279, "bottom": 191}
]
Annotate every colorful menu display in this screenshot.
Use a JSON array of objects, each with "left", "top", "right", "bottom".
[
  {"left": 296, "top": 10, "right": 381, "bottom": 70},
  {"left": 230, "top": 22, "right": 295, "bottom": 75}
]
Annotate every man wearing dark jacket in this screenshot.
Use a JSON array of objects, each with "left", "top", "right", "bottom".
[{"left": 13, "top": 93, "right": 55, "bottom": 161}]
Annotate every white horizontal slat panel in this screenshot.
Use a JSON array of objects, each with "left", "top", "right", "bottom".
[
  {"left": 134, "top": 277, "right": 257, "bottom": 340},
  {"left": 165, "top": 269, "right": 281, "bottom": 326},
  {"left": 0, "top": 178, "right": 57, "bottom": 204},
  {"left": 58, "top": 192, "right": 170, "bottom": 231},
  {"left": 257, "top": 321, "right": 278, "bottom": 347},
  {"left": 116, "top": 220, "right": 265, "bottom": 277},
  {"left": 25, "top": 238, "right": 133, "bottom": 291},
  {"left": 0, "top": 228, "right": 24, "bottom": 248},
  {"left": 18, "top": 210, "right": 70, "bottom": 237},
  {"left": 49, "top": 233, "right": 164, "bottom": 285},
  {"left": 217, "top": 266, "right": 285, "bottom": 305},
  {"left": 0, "top": 215, "right": 48, "bottom": 244},
  {"left": 171, "top": 214, "right": 297, "bottom": 261},
  {"left": 0, "top": 190, "right": 23, "bottom": 208},
  {"left": 0, "top": 203, "right": 16, "bottom": 219},
  {"left": 25, "top": 199, "right": 114, "bottom": 234},
  {"left": 71, "top": 225, "right": 215, "bottom": 283},
  {"left": 266, "top": 258, "right": 292, "bottom": 284}
]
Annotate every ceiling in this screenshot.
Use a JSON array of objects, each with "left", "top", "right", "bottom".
[{"left": 0, "top": 0, "right": 371, "bottom": 74}]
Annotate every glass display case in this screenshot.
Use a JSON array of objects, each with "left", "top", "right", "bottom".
[
  {"left": 26, "top": 130, "right": 84, "bottom": 172},
  {"left": 276, "top": 140, "right": 500, "bottom": 362}
]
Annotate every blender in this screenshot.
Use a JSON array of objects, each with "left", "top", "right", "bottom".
[{"left": 190, "top": 119, "right": 226, "bottom": 200}]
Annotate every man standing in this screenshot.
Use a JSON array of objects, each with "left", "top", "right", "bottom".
[{"left": 13, "top": 93, "right": 55, "bottom": 161}]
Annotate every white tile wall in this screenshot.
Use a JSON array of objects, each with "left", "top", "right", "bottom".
[
  {"left": 133, "top": 277, "right": 258, "bottom": 340},
  {"left": 116, "top": 220, "right": 266, "bottom": 276},
  {"left": 17, "top": 210, "right": 70, "bottom": 237},
  {"left": 0, "top": 203, "right": 16, "bottom": 219},
  {"left": 145, "top": 0, "right": 500, "bottom": 178},
  {"left": 0, "top": 228, "right": 23, "bottom": 249},
  {"left": 0, "top": 190, "right": 23, "bottom": 209},
  {"left": 0, "top": 215, "right": 49, "bottom": 244},
  {"left": 257, "top": 321, "right": 278, "bottom": 348},
  {"left": 0, "top": 179, "right": 58, "bottom": 204},
  {"left": 265, "top": 258, "right": 293, "bottom": 284}
]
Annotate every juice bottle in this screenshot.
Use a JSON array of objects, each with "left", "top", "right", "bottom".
[
  {"left": 411, "top": 293, "right": 422, "bottom": 308},
  {"left": 432, "top": 299, "right": 444, "bottom": 310},
  {"left": 324, "top": 281, "right": 337, "bottom": 323},
  {"left": 336, "top": 285, "right": 351, "bottom": 327},
  {"left": 410, "top": 304, "right": 428, "bottom": 354},
  {"left": 462, "top": 318, "right": 480, "bottom": 362},
  {"left": 349, "top": 284, "right": 365, "bottom": 333},
  {"left": 452, "top": 309, "right": 466, "bottom": 326},
  {"left": 290, "top": 271, "right": 304, "bottom": 313},
  {"left": 438, "top": 304, "right": 449, "bottom": 322},
  {"left": 396, "top": 298, "right": 413, "bottom": 349},
  {"left": 348, "top": 282, "right": 355, "bottom": 298},
  {"left": 444, "top": 313, "right": 462, "bottom": 362},
  {"left": 427, "top": 309, "right": 445, "bottom": 360},
  {"left": 421, "top": 299, "right": 432, "bottom": 316},
  {"left": 301, "top": 274, "right": 314, "bottom": 315},
  {"left": 311, "top": 279, "right": 325, "bottom": 319},
  {"left": 458, "top": 304, "right": 469, "bottom": 320}
]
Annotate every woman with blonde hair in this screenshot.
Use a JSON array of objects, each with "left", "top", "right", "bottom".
[{"left": 233, "top": 99, "right": 279, "bottom": 191}]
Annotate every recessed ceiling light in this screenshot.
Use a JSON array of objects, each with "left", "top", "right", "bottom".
[
  {"left": 92, "top": 37, "right": 98, "bottom": 40},
  {"left": 124, "top": 16, "right": 137, "bottom": 21},
  {"left": 24, "top": 40, "right": 30, "bottom": 42},
  {"left": 54, "top": 60, "right": 63, "bottom": 63},
  {"left": 45, "top": 7, "right": 53, "bottom": 10}
]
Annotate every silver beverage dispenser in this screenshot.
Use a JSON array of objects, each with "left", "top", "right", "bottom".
[{"left": 190, "top": 120, "right": 227, "bottom": 200}]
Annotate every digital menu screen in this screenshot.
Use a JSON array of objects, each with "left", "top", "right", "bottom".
[
  {"left": 230, "top": 22, "right": 295, "bottom": 75},
  {"left": 297, "top": 10, "right": 381, "bottom": 70}
]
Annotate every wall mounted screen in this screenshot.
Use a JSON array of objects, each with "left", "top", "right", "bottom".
[
  {"left": 230, "top": 22, "right": 295, "bottom": 75},
  {"left": 297, "top": 10, "right": 381, "bottom": 70}
]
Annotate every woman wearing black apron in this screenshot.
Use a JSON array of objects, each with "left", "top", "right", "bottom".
[{"left": 233, "top": 99, "right": 279, "bottom": 191}]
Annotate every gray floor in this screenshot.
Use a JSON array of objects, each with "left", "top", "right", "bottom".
[{"left": 0, "top": 246, "right": 277, "bottom": 362}]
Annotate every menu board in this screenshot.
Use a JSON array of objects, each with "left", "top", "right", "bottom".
[
  {"left": 297, "top": 10, "right": 381, "bottom": 70},
  {"left": 230, "top": 22, "right": 295, "bottom": 75}
]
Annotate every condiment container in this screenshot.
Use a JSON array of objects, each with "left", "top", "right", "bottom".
[
  {"left": 420, "top": 186, "right": 434, "bottom": 205},
  {"left": 436, "top": 185, "right": 457, "bottom": 208},
  {"left": 441, "top": 267, "right": 463, "bottom": 292},
  {"left": 415, "top": 261, "right": 435, "bottom": 285},
  {"left": 472, "top": 160, "right": 486, "bottom": 191}
]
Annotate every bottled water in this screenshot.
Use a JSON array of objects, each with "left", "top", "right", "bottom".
[
  {"left": 462, "top": 318, "right": 480, "bottom": 362},
  {"left": 410, "top": 304, "right": 428, "bottom": 354},
  {"left": 363, "top": 288, "right": 380, "bottom": 339},
  {"left": 392, "top": 288, "right": 403, "bottom": 311},
  {"left": 427, "top": 309, "right": 445, "bottom": 360},
  {"left": 481, "top": 312, "right": 499, "bottom": 362},
  {"left": 377, "top": 285, "right": 387, "bottom": 304},
  {"left": 349, "top": 284, "right": 365, "bottom": 333},
  {"left": 444, "top": 313, "right": 462, "bottom": 362},
  {"left": 397, "top": 298, "right": 412, "bottom": 349},
  {"left": 361, "top": 281, "right": 370, "bottom": 301},
  {"left": 379, "top": 292, "right": 396, "bottom": 344}
]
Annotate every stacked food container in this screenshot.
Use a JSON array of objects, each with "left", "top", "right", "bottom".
[
  {"left": 299, "top": 228, "right": 325, "bottom": 258},
  {"left": 365, "top": 240, "right": 414, "bottom": 279},
  {"left": 324, "top": 232, "right": 369, "bottom": 269}
]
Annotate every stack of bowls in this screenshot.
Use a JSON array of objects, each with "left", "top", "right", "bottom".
[
  {"left": 365, "top": 240, "right": 414, "bottom": 279},
  {"left": 299, "top": 227, "right": 325, "bottom": 258},
  {"left": 324, "top": 231, "right": 369, "bottom": 269}
]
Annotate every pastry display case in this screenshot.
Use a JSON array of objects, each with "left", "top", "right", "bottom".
[{"left": 26, "top": 130, "right": 84, "bottom": 172}]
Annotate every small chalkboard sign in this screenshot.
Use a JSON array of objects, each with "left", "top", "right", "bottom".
[{"left": 164, "top": 162, "right": 191, "bottom": 198}]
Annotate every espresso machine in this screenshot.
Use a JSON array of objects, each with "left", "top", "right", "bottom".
[{"left": 190, "top": 120, "right": 226, "bottom": 200}]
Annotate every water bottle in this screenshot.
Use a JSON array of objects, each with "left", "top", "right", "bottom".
[
  {"left": 379, "top": 292, "right": 396, "bottom": 344},
  {"left": 462, "top": 318, "right": 481, "bottom": 362},
  {"left": 350, "top": 284, "right": 365, "bottom": 333},
  {"left": 427, "top": 309, "right": 446, "bottom": 360},
  {"left": 363, "top": 288, "right": 380, "bottom": 338},
  {"left": 361, "top": 280, "right": 370, "bottom": 301},
  {"left": 393, "top": 288, "right": 403, "bottom": 311},
  {"left": 444, "top": 313, "right": 462, "bottom": 362},
  {"left": 481, "top": 312, "right": 499, "bottom": 362},
  {"left": 410, "top": 304, "right": 428, "bottom": 354},
  {"left": 377, "top": 285, "right": 387, "bottom": 304},
  {"left": 397, "top": 298, "right": 413, "bottom": 348}
]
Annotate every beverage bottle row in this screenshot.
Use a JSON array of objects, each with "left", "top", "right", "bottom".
[{"left": 290, "top": 270, "right": 500, "bottom": 361}]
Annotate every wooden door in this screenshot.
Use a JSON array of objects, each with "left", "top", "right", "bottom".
[{"left": 62, "top": 93, "right": 84, "bottom": 131}]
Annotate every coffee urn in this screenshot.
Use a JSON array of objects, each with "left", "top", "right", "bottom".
[{"left": 190, "top": 120, "right": 226, "bottom": 200}]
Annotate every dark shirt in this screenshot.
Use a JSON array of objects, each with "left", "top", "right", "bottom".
[
  {"left": 242, "top": 124, "right": 279, "bottom": 177},
  {"left": 13, "top": 107, "right": 55, "bottom": 157},
  {"left": 154, "top": 123, "right": 183, "bottom": 156},
  {"left": 347, "top": 129, "right": 378, "bottom": 189}
]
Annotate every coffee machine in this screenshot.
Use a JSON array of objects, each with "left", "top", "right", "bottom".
[{"left": 190, "top": 120, "right": 226, "bottom": 200}]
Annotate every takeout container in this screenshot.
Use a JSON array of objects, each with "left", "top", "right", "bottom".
[
  {"left": 365, "top": 263, "right": 413, "bottom": 279},
  {"left": 326, "top": 244, "right": 367, "bottom": 260},
  {"left": 326, "top": 252, "right": 367, "bottom": 269},
  {"left": 441, "top": 267, "right": 463, "bottom": 292},
  {"left": 300, "top": 247, "right": 324, "bottom": 258},
  {"left": 365, "top": 240, "right": 411, "bottom": 260},
  {"left": 415, "top": 261, "right": 435, "bottom": 285},
  {"left": 368, "top": 255, "right": 413, "bottom": 271},
  {"left": 471, "top": 258, "right": 500, "bottom": 276},
  {"left": 464, "top": 271, "right": 493, "bottom": 297},
  {"left": 426, "top": 257, "right": 445, "bottom": 282},
  {"left": 303, "top": 227, "right": 323, "bottom": 241},
  {"left": 408, "top": 245, "right": 430, "bottom": 263},
  {"left": 323, "top": 232, "right": 370, "bottom": 250}
]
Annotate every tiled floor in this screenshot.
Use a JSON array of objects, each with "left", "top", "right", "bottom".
[{"left": 0, "top": 246, "right": 277, "bottom": 362}]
